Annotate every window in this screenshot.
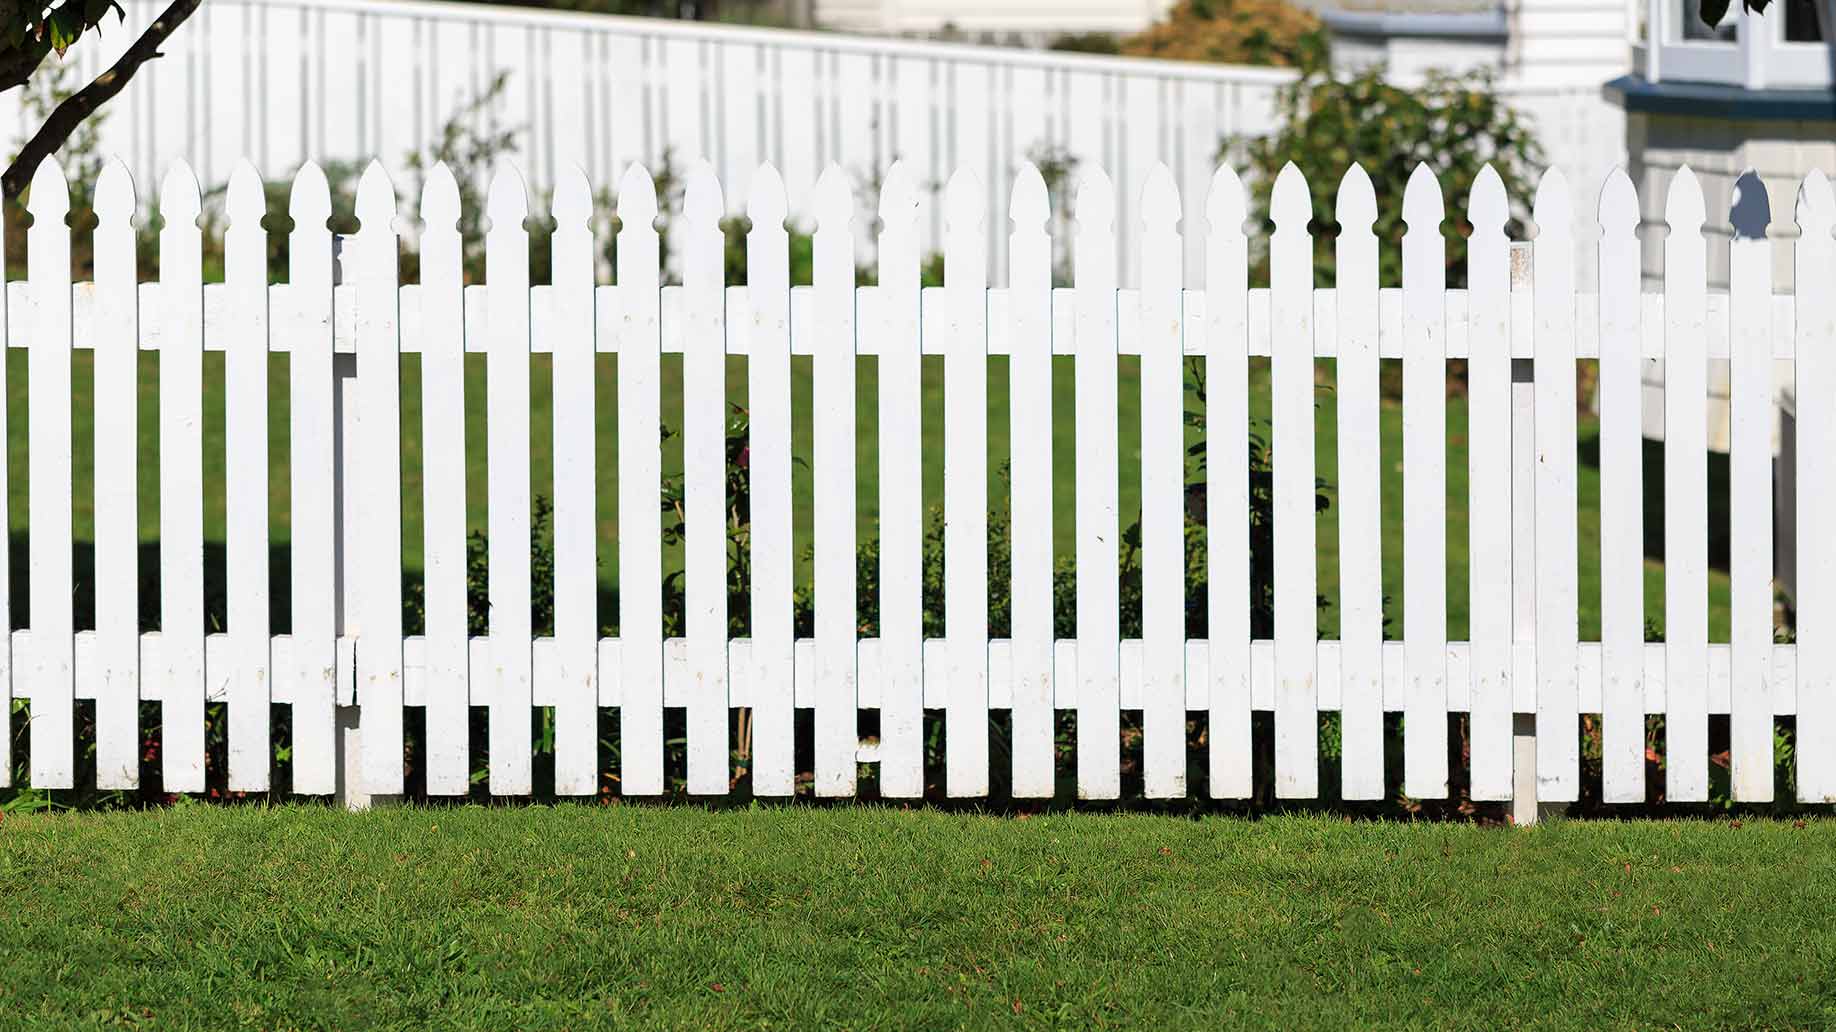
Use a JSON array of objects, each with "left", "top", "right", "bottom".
[{"left": 1647, "top": 0, "right": 1832, "bottom": 87}]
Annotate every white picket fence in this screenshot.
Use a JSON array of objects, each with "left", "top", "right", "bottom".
[
  {"left": 20, "top": 0, "right": 1625, "bottom": 287},
  {"left": 3, "top": 151, "right": 1829, "bottom": 808}
]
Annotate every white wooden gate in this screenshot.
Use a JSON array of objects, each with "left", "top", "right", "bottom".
[{"left": 2, "top": 153, "right": 1827, "bottom": 808}]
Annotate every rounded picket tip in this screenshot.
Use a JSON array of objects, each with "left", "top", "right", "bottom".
[
  {"left": 747, "top": 162, "right": 787, "bottom": 227},
  {"left": 226, "top": 159, "right": 265, "bottom": 225},
  {"left": 27, "top": 156, "right": 69, "bottom": 217},
  {"left": 1468, "top": 163, "right": 1508, "bottom": 233},
  {"left": 159, "top": 160, "right": 202, "bottom": 223},
  {"left": 1009, "top": 161, "right": 1048, "bottom": 229},
  {"left": 289, "top": 161, "right": 332, "bottom": 228},
  {"left": 485, "top": 161, "right": 528, "bottom": 230},
  {"left": 1140, "top": 162, "right": 1179, "bottom": 225},
  {"left": 93, "top": 156, "right": 136, "bottom": 224},
  {"left": 1074, "top": 165, "right": 1114, "bottom": 230},
  {"left": 1335, "top": 163, "right": 1376, "bottom": 230},
  {"left": 355, "top": 160, "right": 398, "bottom": 230},
  {"left": 552, "top": 162, "right": 594, "bottom": 225},
  {"left": 1665, "top": 165, "right": 1704, "bottom": 231},
  {"left": 1796, "top": 167, "right": 1834, "bottom": 236},
  {"left": 1269, "top": 162, "right": 1309, "bottom": 231},
  {"left": 618, "top": 162, "right": 658, "bottom": 226},
  {"left": 683, "top": 159, "right": 723, "bottom": 228},
  {"left": 1531, "top": 165, "right": 1570, "bottom": 234},
  {"left": 1402, "top": 162, "right": 1443, "bottom": 228},
  {"left": 1205, "top": 163, "right": 1246, "bottom": 236},
  {"left": 1596, "top": 167, "right": 1638, "bottom": 235},
  {"left": 814, "top": 162, "right": 853, "bottom": 232},
  {"left": 944, "top": 166, "right": 983, "bottom": 230},
  {"left": 879, "top": 160, "right": 919, "bottom": 224},
  {"left": 1729, "top": 169, "right": 1770, "bottom": 242},
  {"left": 419, "top": 161, "right": 461, "bottom": 231}
]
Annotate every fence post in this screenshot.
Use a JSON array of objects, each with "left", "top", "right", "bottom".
[{"left": 328, "top": 234, "right": 399, "bottom": 812}]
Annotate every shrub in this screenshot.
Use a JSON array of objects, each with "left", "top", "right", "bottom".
[
  {"left": 1239, "top": 64, "right": 1543, "bottom": 288},
  {"left": 1120, "top": 0, "right": 1324, "bottom": 69}
]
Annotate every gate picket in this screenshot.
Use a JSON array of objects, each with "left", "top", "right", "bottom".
[
  {"left": 877, "top": 161, "right": 925, "bottom": 798},
  {"left": 1205, "top": 165, "right": 1251, "bottom": 799},
  {"left": 1401, "top": 164, "right": 1448, "bottom": 799},
  {"left": 1597, "top": 169, "right": 1645, "bottom": 803},
  {"left": 1269, "top": 163, "right": 1317, "bottom": 798},
  {"left": 682, "top": 161, "right": 730, "bottom": 796},
  {"left": 943, "top": 168, "right": 990, "bottom": 797},
  {"left": 1074, "top": 167, "right": 1121, "bottom": 800},
  {"left": 1334, "top": 164, "right": 1382, "bottom": 800},
  {"left": 1796, "top": 170, "right": 1836, "bottom": 802},
  {"left": 93, "top": 159, "right": 141, "bottom": 791},
  {"left": 1728, "top": 174, "right": 1774, "bottom": 802},
  {"left": 617, "top": 164, "right": 665, "bottom": 796},
  {"left": 27, "top": 157, "right": 74, "bottom": 788},
  {"left": 225, "top": 160, "right": 273, "bottom": 792},
  {"left": 159, "top": 162, "right": 207, "bottom": 793},
  {"left": 1009, "top": 163, "right": 1055, "bottom": 798},
  {"left": 812, "top": 164, "right": 859, "bottom": 798},
  {"left": 1533, "top": 168, "right": 1579, "bottom": 802},
  {"left": 1466, "top": 166, "right": 1513, "bottom": 801},
  {"left": 1664, "top": 167, "right": 1710, "bottom": 803},
  {"left": 552, "top": 165, "right": 600, "bottom": 796},
  {"left": 1139, "top": 163, "right": 1186, "bottom": 799}
]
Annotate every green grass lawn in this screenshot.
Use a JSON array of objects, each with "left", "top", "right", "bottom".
[
  {"left": 0, "top": 805, "right": 1829, "bottom": 1028},
  {"left": 9, "top": 351, "right": 1733, "bottom": 639}
]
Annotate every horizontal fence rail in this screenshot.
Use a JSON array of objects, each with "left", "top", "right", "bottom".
[
  {"left": 1, "top": 153, "right": 1826, "bottom": 808},
  {"left": 17, "top": 0, "right": 1621, "bottom": 286}
]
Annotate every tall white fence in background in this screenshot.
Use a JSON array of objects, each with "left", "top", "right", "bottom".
[
  {"left": 6, "top": 152, "right": 1819, "bottom": 808},
  {"left": 13, "top": 0, "right": 1623, "bottom": 284}
]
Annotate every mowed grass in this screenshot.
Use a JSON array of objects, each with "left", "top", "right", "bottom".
[
  {"left": 1, "top": 805, "right": 1832, "bottom": 1028},
  {"left": 8, "top": 350, "right": 1732, "bottom": 637}
]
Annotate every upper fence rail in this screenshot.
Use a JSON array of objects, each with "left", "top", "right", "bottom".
[
  {"left": 16, "top": 0, "right": 1622, "bottom": 286},
  {"left": 2, "top": 152, "right": 1825, "bottom": 809}
]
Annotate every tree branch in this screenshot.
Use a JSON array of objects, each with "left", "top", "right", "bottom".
[
  {"left": 3, "top": 0, "right": 202, "bottom": 199},
  {"left": 0, "top": 43, "right": 53, "bottom": 96}
]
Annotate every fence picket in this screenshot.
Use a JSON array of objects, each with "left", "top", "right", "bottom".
[
  {"left": 1140, "top": 163, "right": 1186, "bottom": 799},
  {"left": 1270, "top": 163, "right": 1317, "bottom": 798},
  {"left": 0, "top": 166, "right": 8, "bottom": 789},
  {"left": 1796, "top": 170, "right": 1836, "bottom": 802},
  {"left": 1205, "top": 164, "right": 1251, "bottom": 799},
  {"left": 418, "top": 163, "right": 470, "bottom": 795},
  {"left": 1597, "top": 168, "right": 1645, "bottom": 802},
  {"left": 93, "top": 158, "right": 140, "bottom": 790},
  {"left": 159, "top": 161, "right": 207, "bottom": 793},
  {"left": 618, "top": 163, "right": 665, "bottom": 796},
  {"left": 1075, "top": 167, "right": 1121, "bottom": 800},
  {"left": 552, "top": 164, "right": 599, "bottom": 796},
  {"left": 944, "top": 168, "right": 990, "bottom": 797},
  {"left": 682, "top": 161, "right": 729, "bottom": 796},
  {"left": 746, "top": 165, "right": 795, "bottom": 797},
  {"left": 1335, "top": 165, "right": 1382, "bottom": 799},
  {"left": 876, "top": 161, "right": 925, "bottom": 798},
  {"left": 225, "top": 160, "right": 272, "bottom": 792},
  {"left": 27, "top": 157, "right": 74, "bottom": 788},
  {"left": 1466, "top": 166, "right": 1513, "bottom": 801},
  {"left": 1664, "top": 167, "right": 1710, "bottom": 803},
  {"left": 288, "top": 163, "right": 338, "bottom": 795},
  {"left": 1008, "top": 163, "right": 1055, "bottom": 797},
  {"left": 1400, "top": 164, "right": 1448, "bottom": 798},
  {"left": 812, "top": 164, "right": 859, "bottom": 798},
  {"left": 1533, "top": 168, "right": 1579, "bottom": 801},
  {"left": 1728, "top": 173, "right": 1773, "bottom": 802},
  {"left": 354, "top": 162, "right": 405, "bottom": 795}
]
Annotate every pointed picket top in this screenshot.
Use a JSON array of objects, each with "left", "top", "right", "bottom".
[
  {"left": 27, "top": 154, "right": 69, "bottom": 221},
  {"left": 1336, "top": 163, "right": 1376, "bottom": 233},
  {"left": 419, "top": 161, "right": 461, "bottom": 233},
  {"left": 1798, "top": 168, "right": 1835, "bottom": 238},
  {"left": 1593, "top": 166, "right": 1637, "bottom": 237},
  {"left": 1206, "top": 163, "right": 1246, "bottom": 240},
  {"left": 160, "top": 160, "right": 201, "bottom": 226},
  {"left": 747, "top": 161, "right": 786, "bottom": 229},
  {"left": 683, "top": 158, "right": 723, "bottom": 232},
  {"left": 1075, "top": 165, "right": 1115, "bottom": 235},
  {"left": 1140, "top": 161, "right": 1180, "bottom": 227},
  {"left": 1469, "top": 163, "right": 1508, "bottom": 236},
  {"left": 354, "top": 160, "right": 396, "bottom": 234},
  {"left": 1532, "top": 165, "right": 1571, "bottom": 238},
  {"left": 289, "top": 160, "right": 331, "bottom": 231},
  {"left": 226, "top": 159, "right": 264, "bottom": 227},
  {"left": 943, "top": 166, "right": 985, "bottom": 287},
  {"left": 1730, "top": 168, "right": 1770, "bottom": 241},
  {"left": 944, "top": 166, "right": 983, "bottom": 232},
  {"left": 1010, "top": 161, "right": 1048, "bottom": 231},
  {"left": 1402, "top": 163, "right": 1443, "bottom": 233},
  {"left": 1270, "top": 162, "right": 1309, "bottom": 236},
  {"left": 485, "top": 160, "right": 528, "bottom": 233},
  {"left": 1665, "top": 164, "right": 1705, "bottom": 233},
  {"left": 814, "top": 162, "right": 853, "bottom": 234},
  {"left": 619, "top": 162, "right": 658, "bottom": 228},
  {"left": 552, "top": 162, "right": 593, "bottom": 227},
  {"left": 94, "top": 156, "right": 136, "bottom": 225}
]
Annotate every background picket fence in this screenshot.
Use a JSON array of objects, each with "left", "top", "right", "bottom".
[
  {"left": 2, "top": 151, "right": 1828, "bottom": 810},
  {"left": 12, "top": 0, "right": 1624, "bottom": 287}
]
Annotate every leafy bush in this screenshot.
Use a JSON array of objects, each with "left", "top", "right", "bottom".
[
  {"left": 1121, "top": 0, "right": 1323, "bottom": 68},
  {"left": 1239, "top": 65, "right": 1543, "bottom": 288}
]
